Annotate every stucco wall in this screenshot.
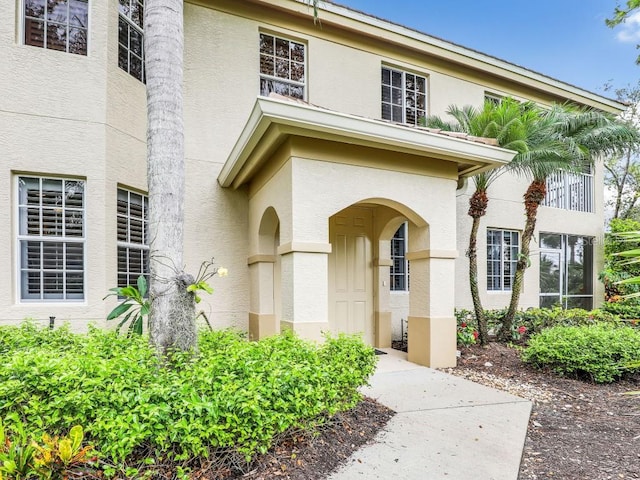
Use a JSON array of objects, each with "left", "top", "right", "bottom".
[{"left": 0, "top": 0, "right": 610, "bottom": 332}]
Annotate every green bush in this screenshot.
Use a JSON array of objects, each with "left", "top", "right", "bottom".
[
  {"left": 601, "top": 218, "right": 640, "bottom": 302},
  {"left": 601, "top": 301, "right": 640, "bottom": 320},
  {"left": 514, "top": 307, "right": 619, "bottom": 336},
  {"left": 522, "top": 323, "right": 640, "bottom": 383},
  {"left": 454, "top": 307, "right": 620, "bottom": 343},
  {"left": 0, "top": 324, "right": 377, "bottom": 475}
]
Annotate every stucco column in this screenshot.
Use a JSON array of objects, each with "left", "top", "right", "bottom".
[
  {"left": 407, "top": 250, "right": 458, "bottom": 368},
  {"left": 278, "top": 242, "right": 331, "bottom": 342},
  {"left": 374, "top": 256, "right": 392, "bottom": 348},
  {"left": 247, "top": 255, "right": 278, "bottom": 340}
]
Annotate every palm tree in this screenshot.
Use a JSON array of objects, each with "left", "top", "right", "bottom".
[
  {"left": 500, "top": 105, "right": 640, "bottom": 339},
  {"left": 424, "top": 99, "right": 534, "bottom": 344},
  {"left": 143, "top": 1, "right": 321, "bottom": 354},
  {"left": 144, "top": 0, "right": 195, "bottom": 354}
]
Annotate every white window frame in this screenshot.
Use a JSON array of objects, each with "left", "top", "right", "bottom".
[
  {"left": 117, "top": 188, "right": 149, "bottom": 289},
  {"left": 118, "top": 0, "right": 145, "bottom": 81},
  {"left": 381, "top": 66, "right": 428, "bottom": 126},
  {"left": 390, "top": 223, "right": 409, "bottom": 292},
  {"left": 22, "top": 0, "right": 89, "bottom": 55},
  {"left": 486, "top": 228, "right": 519, "bottom": 292},
  {"left": 259, "top": 32, "right": 307, "bottom": 100},
  {"left": 16, "top": 175, "right": 86, "bottom": 302}
]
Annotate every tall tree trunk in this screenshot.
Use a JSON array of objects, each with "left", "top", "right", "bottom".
[
  {"left": 467, "top": 189, "right": 489, "bottom": 345},
  {"left": 501, "top": 179, "right": 546, "bottom": 341},
  {"left": 145, "top": 0, "right": 197, "bottom": 354}
]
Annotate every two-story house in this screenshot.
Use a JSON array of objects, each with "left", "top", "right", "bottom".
[{"left": 0, "top": 0, "right": 624, "bottom": 367}]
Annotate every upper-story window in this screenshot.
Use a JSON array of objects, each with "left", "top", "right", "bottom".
[
  {"left": 17, "top": 176, "right": 85, "bottom": 301},
  {"left": 23, "top": 0, "right": 88, "bottom": 55},
  {"left": 118, "top": 0, "right": 145, "bottom": 82},
  {"left": 484, "top": 92, "right": 503, "bottom": 105},
  {"left": 381, "top": 67, "right": 427, "bottom": 126},
  {"left": 542, "top": 165, "right": 594, "bottom": 213},
  {"left": 117, "top": 188, "right": 149, "bottom": 288},
  {"left": 259, "top": 33, "right": 306, "bottom": 100}
]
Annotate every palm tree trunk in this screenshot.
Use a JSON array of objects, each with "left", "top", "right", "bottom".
[
  {"left": 501, "top": 179, "right": 546, "bottom": 341},
  {"left": 468, "top": 189, "right": 489, "bottom": 345},
  {"left": 145, "top": 0, "right": 197, "bottom": 354}
]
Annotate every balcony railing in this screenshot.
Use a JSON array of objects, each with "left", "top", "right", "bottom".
[{"left": 542, "top": 171, "right": 594, "bottom": 213}]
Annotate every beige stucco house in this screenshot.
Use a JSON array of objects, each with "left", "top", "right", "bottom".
[{"left": 0, "top": 0, "right": 625, "bottom": 367}]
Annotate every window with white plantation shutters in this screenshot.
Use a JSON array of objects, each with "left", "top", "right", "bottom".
[
  {"left": 18, "top": 176, "right": 85, "bottom": 301},
  {"left": 117, "top": 188, "right": 149, "bottom": 289},
  {"left": 381, "top": 67, "right": 427, "bottom": 126}
]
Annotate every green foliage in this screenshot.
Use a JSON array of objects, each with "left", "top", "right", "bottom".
[
  {"left": 522, "top": 323, "right": 640, "bottom": 383},
  {"left": 0, "top": 324, "right": 376, "bottom": 475},
  {"left": 454, "top": 307, "right": 620, "bottom": 343},
  {"left": 103, "top": 276, "right": 150, "bottom": 335},
  {"left": 601, "top": 301, "right": 640, "bottom": 320},
  {"left": 454, "top": 310, "right": 477, "bottom": 346},
  {"left": 0, "top": 419, "right": 95, "bottom": 480},
  {"left": 601, "top": 219, "right": 640, "bottom": 302}
]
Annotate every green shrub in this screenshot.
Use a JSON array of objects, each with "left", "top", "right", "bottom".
[
  {"left": 0, "top": 325, "right": 377, "bottom": 475},
  {"left": 454, "top": 307, "right": 620, "bottom": 343},
  {"left": 454, "top": 310, "right": 477, "bottom": 346},
  {"left": 601, "top": 301, "right": 640, "bottom": 320},
  {"left": 522, "top": 323, "right": 640, "bottom": 383},
  {"left": 514, "top": 307, "right": 619, "bottom": 336}
]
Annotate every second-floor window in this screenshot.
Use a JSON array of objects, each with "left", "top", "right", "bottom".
[
  {"left": 118, "top": 0, "right": 144, "bottom": 82},
  {"left": 487, "top": 229, "right": 519, "bottom": 291},
  {"left": 117, "top": 188, "right": 149, "bottom": 288},
  {"left": 23, "top": 0, "right": 88, "bottom": 55},
  {"left": 259, "top": 33, "right": 306, "bottom": 100},
  {"left": 543, "top": 166, "right": 594, "bottom": 213},
  {"left": 381, "top": 67, "right": 427, "bottom": 126}
]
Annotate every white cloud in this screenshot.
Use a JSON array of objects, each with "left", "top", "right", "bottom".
[{"left": 615, "top": 11, "right": 640, "bottom": 42}]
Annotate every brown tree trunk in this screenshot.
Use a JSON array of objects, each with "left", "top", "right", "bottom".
[
  {"left": 468, "top": 189, "right": 489, "bottom": 345},
  {"left": 145, "top": 0, "right": 197, "bottom": 355},
  {"left": 501, "top": 180, "right": 546, "bottom": 341}
]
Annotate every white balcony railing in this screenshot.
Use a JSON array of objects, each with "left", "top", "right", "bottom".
[{"left": 542, "top": 171, "right": 594, "bottom": 213}]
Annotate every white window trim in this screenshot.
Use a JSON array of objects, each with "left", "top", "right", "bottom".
[
  {"left": 116, "top": 187, "right": 149, "bottom": 289},
  {"left": 486, "top": 228, "right": 519, "bottom": 293},
  {"left": 15, "top": 175, "right": 87, "bottom": 304},
  {"left": 259, "top": 32, "right": 307, "bottom": 101},
  {"left": 20, "top": 0, "right": 90, "bottom": 55},
  {"left": 118, "top": 0, "right": 144, "bottom": 81},
  {"left": 390, "top": 222, "right": 409, "bottom": 292},
  {"left": 381, "top": 65, "right": 428, "bottom": 126}
]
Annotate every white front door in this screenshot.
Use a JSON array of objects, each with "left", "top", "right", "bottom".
[{"left": 329, "top": 207, "right": 374, "bottom": 345}]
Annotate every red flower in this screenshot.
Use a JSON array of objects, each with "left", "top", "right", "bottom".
[
  {"left": 461, "top": 322, "right": 467, "bottom": 328},
  {"left": 473, "top": 331, "right": 478, "bottom": 340},
  {"left": 518, "top": 325, "right": 527, "bottom": 334}
]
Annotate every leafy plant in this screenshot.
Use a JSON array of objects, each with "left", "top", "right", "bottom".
[
  {"left": 103, "top": 275, "right": 150, "bottom": 335},
  {"left": 522, "top": 323, "right": 640, "bottom": 383},
  {"left": 0, "top": 418, "right": 38, "bottom": 480},
  {"left": 0, "top": 324, "right": 376, "bottom": 475},
  {"left": 33, "top": 425, "right": 96, "bottom": 478},
  {"left": 454, "top": 311, "right": 477, "bottom": 346}
]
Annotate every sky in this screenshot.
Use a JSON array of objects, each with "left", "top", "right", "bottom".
[{"left": 335, "top": 0, "right": 640, "bottom": 98}]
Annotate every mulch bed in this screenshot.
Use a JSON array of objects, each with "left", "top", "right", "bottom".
[
  {"left": 193, "top": 343, "right": 639, "bottom": 479},
  {"left": 455, "top": 343, "right": 640, "bottom": 480}
]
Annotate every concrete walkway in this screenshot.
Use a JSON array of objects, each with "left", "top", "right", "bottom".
[{"left": 330, "top": 349, "right": 532, "bottom": 480}]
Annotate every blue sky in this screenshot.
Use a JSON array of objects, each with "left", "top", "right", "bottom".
[{"left": 335, "top": 0, "right": 640, "bottom": 97}]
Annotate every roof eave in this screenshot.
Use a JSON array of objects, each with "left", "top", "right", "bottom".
[{"left": 218, "top": 96, "right": 517, "bottom": 188}]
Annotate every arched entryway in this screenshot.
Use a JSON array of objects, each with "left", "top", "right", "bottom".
[{"left": 328, "top": 200, "right": 431, "bottom": 358}]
